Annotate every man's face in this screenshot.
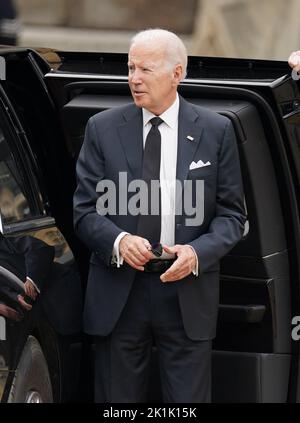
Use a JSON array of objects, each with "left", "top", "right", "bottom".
[{"left": 128, "top": 42, "right": 181, "bottom": 115}]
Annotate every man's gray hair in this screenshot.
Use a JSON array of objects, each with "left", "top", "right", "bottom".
[{"left": 130, "top": 28, "right": 188, "bottom": 79}]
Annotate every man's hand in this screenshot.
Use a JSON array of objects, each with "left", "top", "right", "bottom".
[
  {"left": 288, "top": 51, "right": 300, "bottom": 73},
  {"left": 24, "top": 278, "right": 38, "bottom": 300},
  {"left": 160, "top": 244, "right": 197, "bottom": 283},
  {"left": 0, "top": 303, "right": 22, "bottom": 321},
  {"left": 17, "top": 295, "right": 33, "bottom": 311},
  {"left": 119, "top": 234, "right": 154, "bottom": 271}
]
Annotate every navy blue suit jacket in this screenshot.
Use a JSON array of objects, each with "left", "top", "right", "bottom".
[{"left": 74, "top": 96, "right": 246, "bottom": 340}]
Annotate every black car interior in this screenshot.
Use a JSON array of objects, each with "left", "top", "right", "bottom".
[{"left": 57, "top": 79, "right": 292, "bottom": 402}]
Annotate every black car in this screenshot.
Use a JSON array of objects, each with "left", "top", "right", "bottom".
[{"left": 0, "top": 47, "right": 299, "bottom": 403}]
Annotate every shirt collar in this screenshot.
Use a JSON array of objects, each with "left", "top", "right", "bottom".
[{"left": 142, "top": 93, "right": 179, "bottom": 129}]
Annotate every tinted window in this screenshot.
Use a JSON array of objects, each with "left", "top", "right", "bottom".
[{"left": 0, "top": 127, "right": 32, "bottom": 224}]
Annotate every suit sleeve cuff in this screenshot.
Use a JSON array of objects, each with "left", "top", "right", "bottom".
[
  {"left": 186, "top": 245, "right": 199, "bottom": 276},
  {"left": 111, "top": 232, "right": 129, "bottom": 267}
]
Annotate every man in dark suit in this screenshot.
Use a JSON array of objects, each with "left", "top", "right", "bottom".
[{"left": 74, "top": 28, "right": 246, "bottom": 403}]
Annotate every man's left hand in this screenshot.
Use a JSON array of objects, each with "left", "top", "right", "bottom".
[{"left": 160, "top": 244, "right": 196, "bottom": 283}]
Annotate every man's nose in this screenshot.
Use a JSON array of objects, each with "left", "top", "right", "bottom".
[{"left": 129, "top": 70, "right": 142, "bottom": 84}]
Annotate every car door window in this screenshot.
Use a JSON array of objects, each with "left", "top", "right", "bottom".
[{"left": 0, "top": 127, "right": 32, "bottom": 224}]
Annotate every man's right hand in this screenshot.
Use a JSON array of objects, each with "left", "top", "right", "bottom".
[
  {"left": 119, "top": 234, "right": 154, "bottom": 271},
  {"left": 288, "top": 51, "right": 300, "bottom": 73},
  {"left": 24, "top": 279, "right": 38, "bottom": 300}
]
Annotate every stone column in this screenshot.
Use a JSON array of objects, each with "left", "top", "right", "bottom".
[{"left": 16, "top": 0, "right": 69, "bottom": 26}]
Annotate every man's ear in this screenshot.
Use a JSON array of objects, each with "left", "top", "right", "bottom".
[{"left": 172, "top": 64, "right": 183, "bottom": 85}]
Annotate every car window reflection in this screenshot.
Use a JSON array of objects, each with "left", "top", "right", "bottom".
[{"left": 0, "top": 128, "right": 31, "bottom": 223}]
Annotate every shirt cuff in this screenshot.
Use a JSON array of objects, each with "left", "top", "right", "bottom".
[
  {"left": 26, "top": 276, "right": 41, "bottom": 294},
  {"left": 111, "top": 232, "right": 129, "bottom": 268},
  {"left": 186, "top": 245, "right": 199, "bottom": 276}
]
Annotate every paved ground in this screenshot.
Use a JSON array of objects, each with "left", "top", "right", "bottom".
[{"left": 18, "top": 25, "right": 193, "bottom": 53}]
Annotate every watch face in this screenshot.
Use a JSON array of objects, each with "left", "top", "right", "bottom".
[{"left": 151, "top": 243, "right": 163, "bottom": 257}]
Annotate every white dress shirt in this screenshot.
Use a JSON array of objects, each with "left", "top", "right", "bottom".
[{"left": 112, "top": 94, "right": 198, "bottom": 275}]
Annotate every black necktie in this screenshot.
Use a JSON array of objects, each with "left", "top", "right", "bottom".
[{"left": 137, "top": 117, "right": 163, "bottom": 244}]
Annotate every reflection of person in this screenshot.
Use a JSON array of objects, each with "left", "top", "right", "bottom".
[
  {"left": 0, "top": 0, "right": 19, "bottom": 45},
  {"left": 0, "top": 186, "right": 17, "bottom": 222},
  {"left": 0, "top": 185, "right": 28, "bottom": 223},
  {"left": 0, "top": 233, "right": 55, "bottom": 321},
  {"left": 0, "top": 233, "right": 82, "bottom": 402},
  {"left": 74, "top": 29, "right": 246, "bottom": 403},
  {"left": 0, "top": 233, "right": 82, "bottom": 335},
  {"left": 288, "top": 51, "right": 300, "bottom": 74}
]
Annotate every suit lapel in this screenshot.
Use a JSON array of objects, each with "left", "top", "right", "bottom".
[
  {"left": 175, "top": 97, "right": 204, "bottom": 214},
  {"left": 117, "top": 105, "right": 143, "bottom": 180}
]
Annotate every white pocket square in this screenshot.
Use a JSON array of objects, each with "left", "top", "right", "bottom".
[{"left": 189, "top": 160, "right": 211, "bottom": 170}]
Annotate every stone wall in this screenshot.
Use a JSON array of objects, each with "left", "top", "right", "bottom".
[
  {"left": 16, "top": 0, "right": 68, "bottom": 26},
  {"left": 16, "top": 0, "right": 198, "bottom": 34},
  {"left": 15, "top": 0, "right": 300, "bottom": 59}
]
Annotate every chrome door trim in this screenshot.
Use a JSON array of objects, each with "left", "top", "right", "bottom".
[{"left": 2, "top": 216, "right": 56, "bottom": 235}]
